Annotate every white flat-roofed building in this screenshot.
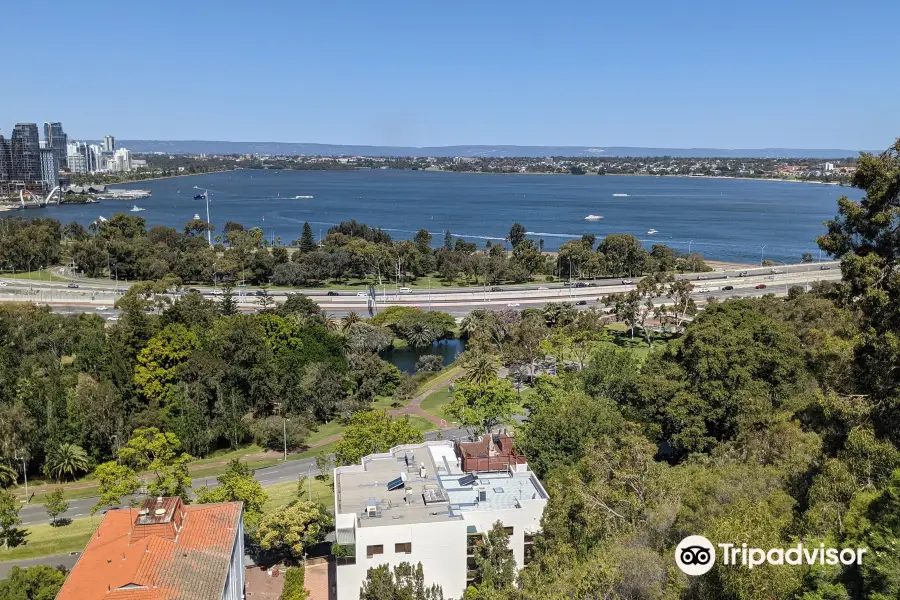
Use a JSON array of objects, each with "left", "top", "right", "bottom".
[{"left": 333, "top": 438, "right": 548, "bottom": 600}]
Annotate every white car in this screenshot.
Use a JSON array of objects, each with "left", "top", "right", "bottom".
[
  {"left": 698, "top": 287, "right": 711, "bottom": 293},
  {"left": 0, "top": 281, "right": 7, "bottom": 287},
  {"left": 95, "top": 306, "right": 108, "bottom": 311},
  {"left": 622, "top": 279, "right": 634, "bottom": 285},
  {"left": 398, "top": 287, "right": 412, "bottom": 294},
  {"left": 356, "top": 291, "right": 368, "bottom": 297},
  {"left": 106, "top": 316, "right": 119, "bottom": 322},
  {"left": 537, "top": 286, "right": 549, "bottom": 290},
  {"left": 507, "top": 302, "right": 521, "bottom": 307}
]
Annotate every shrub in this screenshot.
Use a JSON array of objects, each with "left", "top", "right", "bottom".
[
  {"left": 281, "top": 566, "right": 308, "bottom": 600},
  {"left": 249, "top": 416, "right": 309, "bottom": 452},
  {"left": 415, "top": 354, "right": 444, "bottom": 373}
]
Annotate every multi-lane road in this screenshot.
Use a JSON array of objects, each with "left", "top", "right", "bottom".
[{"left": 0, "top": 261, "right": 842, "bottom": 319}]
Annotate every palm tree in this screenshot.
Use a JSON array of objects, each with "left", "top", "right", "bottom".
[
  {"left": 341, "top": 312, "right": 361, "bottom": 331},
  {"left": 44, "top": 443, "right": 90, "bottom": 482},
  {"left": 404, "top": 323, "right": 435, "bottom": 349},
  {"left": 460, "top": 310, "right": 487, "bottom": 339},
  {"left": 322, "top": 314, "right": 341, "bottom": 331},
  {"left": 0, "top": 464, "right": 17, "bottom": 489},
  {"left": 461, "top": 350, "right": 499, "bottom": 386}
]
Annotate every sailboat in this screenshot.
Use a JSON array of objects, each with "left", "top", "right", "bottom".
[{"left": 130, "top": 205, "right": 145, "bottom": 212}]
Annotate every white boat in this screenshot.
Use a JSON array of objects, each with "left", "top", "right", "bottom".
[
  {"left": 584, "top": 214, "right": 604, "bottom": 221},
  {"left": 647, "top": 229, "right": 658, "bottom": 235},
  {"left": 130, "top": 205, "right": 145, "bottom": 212},
  {"left": 97, "top": 215, "right": 107, "bottom": 222},
  {"left": 295, "top": 195, "right": 314, "bottom": 199},
  {"left": 613, "top": 193, "right": 629, "bottom": 197},
  {"left": 193, "top": 213, "right": 201, "bottom": 220}
]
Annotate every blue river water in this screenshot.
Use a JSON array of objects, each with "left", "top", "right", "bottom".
[{"left": 29, "top": 169, "right": 861, "bottom": 263}]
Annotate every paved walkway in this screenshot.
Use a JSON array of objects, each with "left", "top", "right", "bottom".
[
  {"left": 0, "top": 553, "right": 80, "bottom": 578},
  {"left": 391, "top": 370, "right": 464, "bottom": 426}
]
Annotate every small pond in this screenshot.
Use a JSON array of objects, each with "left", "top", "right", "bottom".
[{"left": 381, "top": 338, "right": 466, "bottom": 374}]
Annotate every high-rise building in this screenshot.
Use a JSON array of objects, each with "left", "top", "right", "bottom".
[
  {"left": 0, "top": 136, "right": 12, "bottom": 183},
  {"left": 88, "top": 144, "right": 103, "bottom": 172},
  {"left": 10, "top": 123, "right": 41, "bottom": 183},
  {"left": 67, "top": 142, "right": 90, "bottom": 174},
  {"left": 43, "top": 122, "right": 68, "bottom": 169},
  {"left": 103, "top": 135, "right": 115, "bottom": 152},
  {"left": 39, "top": 147, "right": 59, "bottom": 191},
  {"left": 114, "top": 148, "right": 132, "bottom": 172}
]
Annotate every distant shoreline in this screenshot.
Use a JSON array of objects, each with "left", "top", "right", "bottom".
[{"left": 74, "top": 166, "right": 843, "bottom": 188}]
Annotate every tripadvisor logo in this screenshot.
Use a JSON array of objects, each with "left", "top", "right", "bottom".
[{"left": 675, "top": 535, "right": 867, "bottom": 576}]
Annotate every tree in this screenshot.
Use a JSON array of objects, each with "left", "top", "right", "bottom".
[
  {"left": 255, "top": 500, "right": 331, "bottom": 560},
  {"left": 460, "top": 349, "right": 500, "bottom": 386},
  {"left": 280, "top": 566, "right": 309, "bottom": 600},
  {"left": 0, "top": 565, "right": 67, "bottom": 600},
  {"left": 42, "top": 443, "right": 90, "bottom": 482},
  {"left": 92, "top": 461, "right": 140, "bottom": 514},
  {"left": 43, "top": 488, "right": 68, "bottom": 526},
  {"left": 446, "top": 379, "right": 517, "bottom": 438},
  {"left": 360, "top": 562, "right": 445, "bottom": 600},
  {"left": 134, "top": 324, "right": 200, "bottom": 403},
  {"left": 315, "top": 453, "right": 332, "bottom": 481},
  {"left": 117, "top": 427, "right": 193, "bottom": 500},
  {"left": 415, "top": 354, "right": 444, "bottom": 373},
  {"left": 195, "top": 459, "right": 268, "bottom": 528},
  {"left": 817, "top": 138, "right": 900, "bottom": 445},
  {"left": 0, "top": 464, "right": 17, "bottom": 489},
  {"left": 468, "top": 521, "right": 515, "bottom": 596},
  {"left": 0, "top": 489, "right": 23, "bottom": 550},
  {"left": 299, "top": 222, "right": 317, "bottom": 252},
  {"left": 220, "top": 282, "right": 238, "bottom": 316},
  {"left": 506, "top": 313, "right": 548, "bottom": 381},
  {"left": 279, "top": 293, "right": 321, "bottom": 318},
  {"left": 335, "top": 411, "right": 424, "bottom": 465},
  {"left": 250, "top": 417, "right": 309, "bottom": 453},
  {"left": 507, "top": 223, "right": 527, "bottom": 249}
]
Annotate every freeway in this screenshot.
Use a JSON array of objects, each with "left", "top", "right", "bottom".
[
  {"left": 16, "top": 427, "right": 469, "bottom": 527},
  {"left": 0, "top": 262, "right": 841, "bottom": 318}
]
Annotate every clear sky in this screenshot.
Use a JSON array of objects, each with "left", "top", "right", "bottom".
[{"left": 4, "top": 0, "right": 898, "bottom": 149}]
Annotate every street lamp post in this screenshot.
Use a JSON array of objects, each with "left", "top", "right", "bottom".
[
  {"left": 283, "top": 417, "right": 288, "bottom": 461},
  {"left": 760, "top": 245, "right": 768, "bottom": 266},
  {"left": 308, "top": 463, "right": 313, "bottom": 500},
  {"left": 688, "top": 240, "right": 694, "bottom": 254}
]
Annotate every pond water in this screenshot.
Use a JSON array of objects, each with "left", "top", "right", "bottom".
[{"left": 381, "top": 338, "right": 466, "bottom": 374}]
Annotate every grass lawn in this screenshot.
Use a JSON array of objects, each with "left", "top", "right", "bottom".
[
  {"left": 1, "top": 269, "right": 68, "bottom": 283},
  {"left": 406, "top": 415, "right": 438, "bottom": 433},
  {"left": 262, "top": 477, "right": 334, "bottom": 512},
  {"left": 0, "top": 517, "right": 97, "bottom": 561},
  {"left": 420, "top": 387, "right": 454, "bottom": 422}
]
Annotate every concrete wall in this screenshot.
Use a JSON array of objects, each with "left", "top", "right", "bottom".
[{"left": 337, "top": 519, "right": 467, "bottom": 600}]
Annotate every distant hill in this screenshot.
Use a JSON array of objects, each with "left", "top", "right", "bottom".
[{"left": 100, "top": 140, "right": 862, "bottom": 159}]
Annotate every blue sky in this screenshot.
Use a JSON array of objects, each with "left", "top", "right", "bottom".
[{"left": 4, "top": 0, "right": 898, "bottom": 149}]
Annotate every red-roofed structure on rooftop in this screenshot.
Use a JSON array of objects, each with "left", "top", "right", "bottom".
[{"left": 56, "top": 496, "right": 245, "bottom": 600}]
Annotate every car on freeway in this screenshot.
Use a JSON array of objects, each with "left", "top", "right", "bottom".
[
  {"left": 770, "top": 268, "right": 782, "bottom": 274},
  {"left": 820, "top": 265, "right": 831, "bottom": 270},
  {"left": 574, "top": 282, "right": 587, "bottom": 288},
  {"left": 755, "top": 284, "right": 767, "bottom": 289},
  {"left": 490, "top": 286, "right": 503, "bottom": 292},
  {"left": 588, "top": 282, "right": 598, "bottom": 287},
  {"left": 738, "top": 271, "right": 749, "bottom": 277},
  {"left": 507, "top": 302, "right": 521, "bottom": 308},
  {"left": 356, "top": 291, "right": 368, "bottom": 297},
  {"left": 0, "top": 281, "right": 7, "bottom": 287},
  {"left": 95, "top": 306, "right": 108, "bottom": 311},
  {"left": 106, "top": 316, "right": 119, "bottom": 322},
  {"left": 254, "top": 290, "right": 266, "bottom": 296},
  {"left": 327, "top": 291, "right": 339, "bottom": 296},
  {"left": 399, "top": 287, "right": 412, "bottom": 294},
  {"left": 563, "top": 281, "right": 573, "bottom": 287},
  {"left": 722, "top": 285, "right": 734, "bottom": 291},
  {"left": 212, "top": 289, "right": 223, "bottom": 295},
  {"left": 698, "top": 287, "right": 711, "bottom": 293},
  {"left": 67, "top": 283, "right": 79, "bottom": 288},
  {"left": 576, "top": 300, "right": 587, "bottom": 306},
  {"left": 537, "top": 286, "right": 549, "bottom": 290},
  {"left": 697, "top": 275, "right": 707, "bottom": 280},
  {"left": 621, "top": 279, "right": 634, "bottom": 285}
]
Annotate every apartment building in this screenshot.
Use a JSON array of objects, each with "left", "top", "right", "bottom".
[{"left": 333, "top": 435, "right": 547, "bottom": 600}]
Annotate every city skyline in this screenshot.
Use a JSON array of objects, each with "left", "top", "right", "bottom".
[{"left": 5, "top": 0, "right": 899, "bottom": 150}]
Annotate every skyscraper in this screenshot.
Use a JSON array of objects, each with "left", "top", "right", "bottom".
[
  {"left": 0, "top": 136, "right": 11, "bottom": 183},
  {"left": 43, "top": 122, "right": 68, "bottom": 169},
  {"left": 39, "top": 147, "right": 59, "bottom": 191},
  {"left": 103, "top": 135, "right": 115, "bottom": 152},
  {"left": 10, "top": 123, "right": 41, "bottom": 183}
]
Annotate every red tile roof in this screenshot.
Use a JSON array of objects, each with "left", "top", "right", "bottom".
[{"left": 56, "top": 500, "right": 242, "bottom": 600}]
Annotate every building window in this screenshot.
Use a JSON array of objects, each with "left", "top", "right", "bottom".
[
  {"left": 504, "top": 527, "right": 514, "bottom": 536},
  {"left": 366, "top": 545, "right": 384, "bottom": 558},
  {"left": 395, "top": 542, "right": 412, "bottom": 554}
]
